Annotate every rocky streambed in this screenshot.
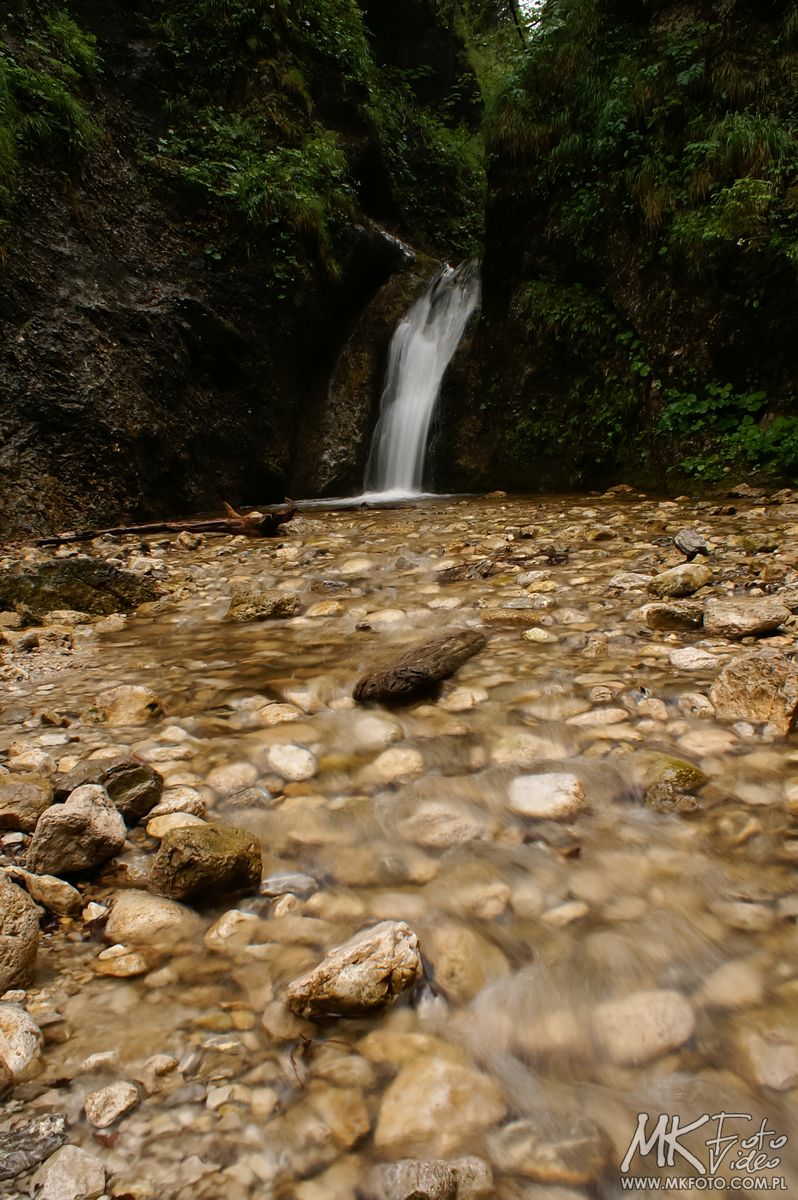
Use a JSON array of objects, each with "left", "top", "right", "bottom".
[{"left": 0, "top": 488, "right": 797, "bottom": 1199}]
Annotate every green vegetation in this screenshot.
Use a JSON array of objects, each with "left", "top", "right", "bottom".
[
  {"left": 0, "top": 5, "right": 99, "bottom": 228},
  {"left": 482, "top": 0, "right": 798, "bottom": 485},
  {"left": 150, "top": 0, "right": 486, "bottom": 286}
]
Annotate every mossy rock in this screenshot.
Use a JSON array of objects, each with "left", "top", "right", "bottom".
[
  {"left": 639, "top": 752, "right": 708, "bottom": 794},
  {"left": 0, "top": 559, "right": 158, "bottom": 618},
  {"left": 148, "top": 823, "right": 262, "bottom": 902}
]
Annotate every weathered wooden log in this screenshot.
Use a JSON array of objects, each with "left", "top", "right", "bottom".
[
  {"left": 34, "top": 501, "right": 296, "bottom": 547},
  {"left": 353, "top": 629, "right": 487, "bottom": 704}
]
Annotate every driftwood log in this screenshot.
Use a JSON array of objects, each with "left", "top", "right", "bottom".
[
  {"left": 353, "top": 629, "right": 487, "bottom": 704},
  {"left": 34, "top": 502, "right": 296, "bottom": 547}
]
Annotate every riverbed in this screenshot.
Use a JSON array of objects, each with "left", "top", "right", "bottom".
[{"left": 1, "top": 490, "right": 797, "bottom": 1200}]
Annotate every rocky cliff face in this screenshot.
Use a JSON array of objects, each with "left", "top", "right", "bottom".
[
  {"left": 0, "top": 0, "right": 481, "bottom": 536},
  {"left": 442, "top": 0, "right": 798, "bottom": 494}
]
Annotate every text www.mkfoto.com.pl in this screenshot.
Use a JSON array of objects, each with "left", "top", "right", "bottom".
[{"left": 620, "top": 1178, "right": 788, "bottom": 1191}]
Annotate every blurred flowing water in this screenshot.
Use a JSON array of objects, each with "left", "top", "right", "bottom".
[{"left": 2, "top": 494, "right": 797, "bottom": 1199}]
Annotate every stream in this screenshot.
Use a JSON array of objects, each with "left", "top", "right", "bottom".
[{"left": 1, "top": 491, "right": 797, "bottom": 1200}]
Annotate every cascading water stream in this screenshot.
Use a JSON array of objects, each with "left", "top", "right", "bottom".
[{"left": 363, "top": 261, "right": 481, "bottom": 498}]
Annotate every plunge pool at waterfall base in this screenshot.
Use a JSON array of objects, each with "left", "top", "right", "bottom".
[{"left": 1, "top": 491, "right": 797, "bottom": 1200}]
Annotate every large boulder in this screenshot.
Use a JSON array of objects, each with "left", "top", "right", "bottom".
[
  {"left": 148, "top": 823, "right": 262, "bottom": 902},
  {"left": 0, "top": 557, "right": 158, "bottom": 618},
  {"left": 54, "top": 756, "right": 163, "bottom": 825},
  {"left": 0, "top": 774, "right": 53, "bottom": 832},
  {"left": 286, "top": 921, "right": 422, "bottom": 1019},
  {"left": 709, "top": 649, "right": 798, "bottom": 734},
  {"left": 0, "top": 875, "right": 40, "bottom": 990},
  {"left": 27, "top": 784, "right": 126, "bottom": 876}
]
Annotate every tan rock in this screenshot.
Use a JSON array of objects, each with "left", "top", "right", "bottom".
[
  {"left": 374, "top": 1058, "right": 506, "bottom": 1155},
  {"left": 423, "top": 923, "right": 510, "bottom": 1003},
  {"left": 704, "top": 596, "right": 789, "bottom": 639},
  {"left": 285, "top": 921, "right": 421, "bottom": 1019},
  {"left": 648, "top": 563, "right": 712, "bottom": 598},
  {"left": 593, "top": 989, "right": 695, "bottom": 1065},
  {"left": 709, "top": 649, "right": 798, "bottom": 733}
]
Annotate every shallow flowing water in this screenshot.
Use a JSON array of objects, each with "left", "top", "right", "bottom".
[{"left": 2, "top": 492, "right": 798, "bottom": 1200}]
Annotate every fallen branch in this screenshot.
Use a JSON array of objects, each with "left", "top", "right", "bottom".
[{"left": 35, "top": 501, "right": 297, "bottom": 547}]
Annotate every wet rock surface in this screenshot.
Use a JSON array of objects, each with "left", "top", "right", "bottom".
[
  {"left": 0, "top": 494, "right": 797, "bottom": 1197},
  {"left": 286, "top": 921, "right": 422, "bottom": 1018},
  {"left": 27, "top": 784, "right": 126, "bottom": 876},
  {"left": 0, "top": 557, "right": 158, "bottom": 618},
  {"left": 0, "top": 876, "right": 40, "bottom": 990},
  {"left": 148, "top": 822, "right": 262, "bottom": 901}
]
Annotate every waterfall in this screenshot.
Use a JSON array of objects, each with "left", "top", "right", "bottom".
[{"left": 364, "top": 261, "right": 480, "bottom": 498}]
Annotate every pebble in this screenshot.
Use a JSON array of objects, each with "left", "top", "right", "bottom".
[
  {"left": 365, "top": 747, "right": 424, "bottom": 784},
  {"left": 669, "top": 646, "right": 717, "bottom": 671},
  {"left": 104, "top": 889, "right": 203, "bottom": 947},
  {"left": 266, "top": 743, "right": 318, "bottom": 781},
  {"left": 374, "top": 1058, "right": 507, "bottom": 1156},
  {"left": 508, "top": 773, "right": 587, "bottom": 819},
  {"left": 91, "top": 684, "right": 163, "bottom": 725},
  {"left": 84, "top": 1080, "right": 140, "bottom": 1127},
  {"left": 285, "top": 921, "right": 422, "bottom": 1018},
  {"left": 592, "top": 989, "right": 695, "bottom": 1064},
  {"left": 487, "top": 1114, "right": 611, "bottom": 1185},
  {"left": 206, "top": 762, "right": 258, "bottom": 793},
  {"left": 146, "top": 811, "right": 206, "bottom": 838},
  {"left": 147, "top": 785, "right": 206, "bottom": 818}
]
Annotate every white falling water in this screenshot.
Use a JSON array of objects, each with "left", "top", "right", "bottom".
[{"left": 364, "top": 261, "right": 481, "bottom": 498}]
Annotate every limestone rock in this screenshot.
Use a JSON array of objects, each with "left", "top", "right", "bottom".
[
  {"left": 508, "top": 773, "right": 587, "bottom": 819},
  {"left": 424, "top": 922, "right": 510, "bottom": 1003},
  {"left": 648, "top": 563, "right": 712, "bottom": 598},
  {"left": 148, "top": 822, "right": 262, "bottom": 901},
  {"left": 27, "top": 784, "right": 126, "bottom": 876},
  {"left": 227, "top": 586, "right": 302, "bottom": 622},
  {"left": 267, "top": 743, "right": 318, "bottom": 781},
  {"left": 703, "top": 596, "right": 789, "bottom": 639},
  {"left": 0, "top": 774, "right": 53, "bottom": 832},
  {"left": 84, "top": 1080, "right": 139, "bottom": 1127},
  {"left": 104, "top": 889, "right": 203, "bottom": 947},
  {"left": 669, "top": 646, "right": 717, "bottom": 671},
  {"left": 5, "top": 867, "right": 82, "bottom": 917},
  {"left": 487, "top": 1115, "right": 612, "bottom": 1185},
  {"left": 374, "top": 1058, "right": 506, "bottom": 1155},
  {"left": 592, "top": 989, "right": 695, "bottom": 1065},
  {"left": 31, "top": 1144, "right": 106, "bottom": 1200},
  {"left": 638, "top": 601, "right": 704, "bottom": 631},
  {"left": 54, "top": 756, "right": 163, "bottom": 825},
  {"left": 90, "top": 685, "right": 163, "bottom": 726},
  {"left": 732, "top": 1006, "right": 798, "bottom": 1091},
  {"left": 365, "top": 1159, "right": 457, "bottom": 1200},
  {"left": 285, "top": 921, "right": 421, "bottom": 1019},
  {"left": 709, "top": 649, "right": 798, "bottom": 733},
  {"left": 0, "top": 1003, "right": 42, "bottom": 1079},
  {"left": 0, "top": 875, "right": 39, "bottom": 990}
]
